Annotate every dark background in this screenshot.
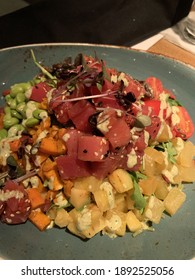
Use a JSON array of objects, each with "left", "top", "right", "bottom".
[{"left": 0, "top": 0, "right": 194, "bottom": 49}]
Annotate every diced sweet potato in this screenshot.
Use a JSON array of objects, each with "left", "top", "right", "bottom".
[
  {"left": 44, "top": 168, "right": 64, "bottom": 191},
  {"left": 39, "top": 137, "right": 66, "bottom": 156},
  {"left": 27, "top": 188, "right": 45, "bottom": 210},
  {"left": 28, "top": 210, "right": 51, "bottom": 231}
]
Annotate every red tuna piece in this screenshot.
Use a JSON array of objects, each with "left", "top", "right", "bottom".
[
  {"left": 77, "top": 135, "right": 109, "bottom": 161},
  {"left": 0, "top": 180, "right": 31, "bottom": 224},
  {"left": 56, "top": 155, "right": 90, "bottom": 179}
]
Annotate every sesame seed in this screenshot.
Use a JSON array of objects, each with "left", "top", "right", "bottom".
[{"left": 6, "top": 218, "right": 12, "bottom": 223}]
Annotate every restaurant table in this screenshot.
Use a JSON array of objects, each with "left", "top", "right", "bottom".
[
  {"left": 132, "top": 2, "right": 195, "bottom": 68},
  {"left": 148, "top": 38, "right": 195, "bottom": 68},
  {"left": 132, "top": 36, "right": 195, "bottom": 68}
]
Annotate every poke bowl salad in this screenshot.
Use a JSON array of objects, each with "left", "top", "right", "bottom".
[{"left": 0, "top": 50, "right": 195, "bottom": 240}]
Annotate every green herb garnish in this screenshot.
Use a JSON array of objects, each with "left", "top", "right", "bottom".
[
  {"left": 130, "top": 171, "right": 147, "bottom": 210},
  {"left": 31, "top": 49, "right": 57, "bottom": 85}
]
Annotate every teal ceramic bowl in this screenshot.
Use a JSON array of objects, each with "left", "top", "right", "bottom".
[{"left": 0, "top": 44, "right": 195, "bottom": 260}]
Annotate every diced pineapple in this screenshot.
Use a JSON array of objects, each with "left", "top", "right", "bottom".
[
  {"left": 126, "top": 189, "right": 135, "bottom": 210},
  {"left": 126, "top": 211, "right": 143, "bottom": 232},
  {"left": 174, "top": 165, "right": 195, "bottom": 184},
  {"left": 176, "top": 141, "right": 195, "bottom": 167},
  {"left": 114, "top": 192, "right": 128, "bottom": 212},
  {"left": 161, "top": 164, "right": 179, "bottom": 184},
  {"left": 145, "top": 146, "right": 165, "bottom": 165},
  {"left": 82, "top": 205, "right": 105, "bottom": 238},
  {"left": 133, "top": 209, "right": 145, "bottom": 222},
  {"left": 104, "top": 210, "right": 127, "bottom": 237},
  {"left": 144, "top": 196, "right": 165, "bottom": 224},
  {"left": 82, "top": 217, "right": 105, "bottom": 239},
  {"left": 68, "top": 204, "right": 105, "bottom": 239},
  {"left": 108, "top": 168, "right": 133, "bottom": 193},
  {"left": 73, "top": 176, "right": 102, "bottom": 192},
  {"left": 154, "top": 177, "right": 169, "bottom": 200},
  {"left": 47, "top": 207, "right": 57, "bottom": 220},
  {"left": 54, "top": 208, "right": 72, "bottom": 228},
  {"left": 139, "top": 176, "right": 163, "bottom": 196},
  {"left": 163, "top": 188, "right": 186, "bottom": 216},
  {"left": 67, "top": 208, "right": 87, "bottom": 239},
  {"left": 70, "top": 187, "right": 91, "bottom": 209},
  {"left": 93, "top": 189, "right": 111, "bottom": 212},
  {"left": 143, "top": 147, "right": 166, "bottom": 176},
  {"left": 67, "top": 222, "right": 86, "bottom": 239}
]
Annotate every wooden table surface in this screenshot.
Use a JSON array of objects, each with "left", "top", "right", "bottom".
[
  {"left": 148, "top": 4, "right": 195, "bottom": 68},
  {"left": 148, "top": 38, "right": 195, "bottom": 68}
]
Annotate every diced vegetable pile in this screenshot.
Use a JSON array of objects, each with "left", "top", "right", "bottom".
[{"left": 0, "top": 52, "right": 195, "bottom": 239}]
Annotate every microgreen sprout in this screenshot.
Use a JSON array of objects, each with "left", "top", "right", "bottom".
[{"left": 31, "top": 49, "right": 57, "bottom": 85}]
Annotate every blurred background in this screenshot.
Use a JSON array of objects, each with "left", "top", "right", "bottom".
[
  {"left": 0, "top": 0, "right": 194, "bottom": 48},
  {"left": 0, "top": 0, "right": 40, "bottom": 16}
]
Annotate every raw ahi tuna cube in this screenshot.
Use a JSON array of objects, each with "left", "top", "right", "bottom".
[
  {"left": 97, "top": 108, "right": 131, "bottom": 148},
  {"left": 68, "top": 100, "right": 96, "bottom": 132},
  {"left": 56, "top": 155, "right": 90, "bottom": 179},
  {"left": 77, "top": 135, "right": 109, "bottom": 161}
]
